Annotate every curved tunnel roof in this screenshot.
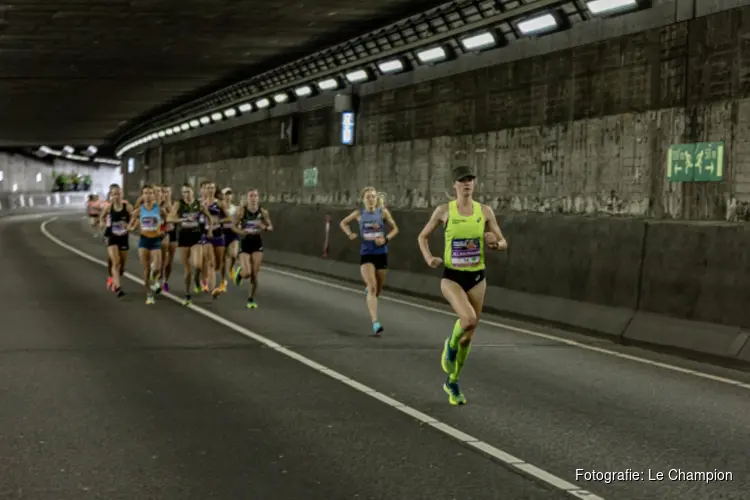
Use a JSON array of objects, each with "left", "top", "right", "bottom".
[{"left": 0, "top": 0, "right": 450, "bottom": 150}]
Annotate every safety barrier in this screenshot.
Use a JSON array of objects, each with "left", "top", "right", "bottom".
[
  {"left": 0, "top": 192, "right": 90, "bottom": 212},
  {"left": 255, "top": 203, "right": 750, "bottom": 364}
]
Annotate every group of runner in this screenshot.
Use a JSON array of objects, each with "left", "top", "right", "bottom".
[
  {"left": 340, "top": 166, "right": 508, "bottom": 405},
  {"left": 91, "top": 165, "right": 506, "bottom": 406},
  {"left": 96, "top": 181, "right": 272, "bottom": 307}
]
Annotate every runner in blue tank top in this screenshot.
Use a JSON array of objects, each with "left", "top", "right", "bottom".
[
  {"left": 128, "top": 184, "right": 169, "bottom": 305},
  {"left": 340, "top": 187, "right": 399, "bottom": 336}
]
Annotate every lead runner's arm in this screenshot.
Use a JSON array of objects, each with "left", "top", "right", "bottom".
[
  {"left": 482, "top": 206, "right": 507, "bottom": 250},
  {"left": 418, "top": 204, "right": 447, "bottom": 265}
]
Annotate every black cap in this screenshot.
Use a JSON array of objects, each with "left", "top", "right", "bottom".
[{"left": 452, "top": 165, "right": 476, "bottom": 182}]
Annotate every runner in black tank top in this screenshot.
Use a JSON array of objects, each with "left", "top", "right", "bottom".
[
  {"left": 159, "top": 186, "right": 177, "bottom": 293},
  {"left": 168, "top": 184, "right": 214, "bottom": 306},
  {"left": 101, "top": 185, "right": 131, "bottom": 298},
  {"left": 231, "top": 189, "right": 274, "bottom": 309}
]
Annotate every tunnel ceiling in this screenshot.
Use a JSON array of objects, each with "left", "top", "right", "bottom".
[{"left": 0, "top": 0, "right": 450, "bottom": 150}]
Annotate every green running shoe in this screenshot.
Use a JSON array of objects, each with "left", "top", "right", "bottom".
[{"left": 443, "top": 378, "right": 466, "bottom": 406}]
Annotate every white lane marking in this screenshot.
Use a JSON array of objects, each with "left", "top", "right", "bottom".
[
  {"left": 0, "top": 211, "right": 71, "bottom": 223},
  {"left": 40, "top": 217, "right": 604, "bottom": 500},
  {"left": 263, "top": 266, "right": 750, "bottom": 391}
]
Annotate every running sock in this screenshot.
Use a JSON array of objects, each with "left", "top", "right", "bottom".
[
  {"left": 449, "top": 319, "right": 464, "bottom": 349},
  {"left": 449, "top": 341, "right": 472, "bottom": 382}
]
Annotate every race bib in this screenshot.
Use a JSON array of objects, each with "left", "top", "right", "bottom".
[
  {"left": 244, "top": 220, "right": 261, "bottom": 235},
  {"left": 141, "top": 216, "right": 158, "bottom": 231},
  {"left": 450, "top": 238, "right": 481, "bottom": 267},
  {"left": 111, "top": 221, "right": 128, "bottom": 236},
  {"left": 362, "top": 221, "right": 384, "bottom": 241},
  {"left": 182, "top": 213, "right": 199, "bottom": 228}
]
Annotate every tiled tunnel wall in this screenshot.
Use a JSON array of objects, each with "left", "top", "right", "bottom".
[{"left": 130, "top": 8, "right": 750, "bottom": 221}]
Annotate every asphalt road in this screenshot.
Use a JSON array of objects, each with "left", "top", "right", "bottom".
[{"left": 1, "top": 213, "right": 748, "bottom": 499}]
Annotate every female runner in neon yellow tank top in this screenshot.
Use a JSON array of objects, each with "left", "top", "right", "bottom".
[{"left": 417, "top": 165, "right": 507, "bottom": 406}]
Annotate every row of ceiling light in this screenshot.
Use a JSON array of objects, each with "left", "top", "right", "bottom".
[
  {"left": 115, "top": 0, "right": 642, "bottom": 158},
  {"left": 38, "top": 145, "right": 121, "bottom": 166}
]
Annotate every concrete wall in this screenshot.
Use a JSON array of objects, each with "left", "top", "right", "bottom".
[
  {"left": 0, "top": 152, "right": 122, "bottom": 195},
  {"left": 120, "top": 5, "right": 750, "bottom": 361},
  {"left": 127, "top": 6, "right": 750, "bottom": 221},
  {"left": 256, "top": 204, "right": 750, "bottom": 363}
]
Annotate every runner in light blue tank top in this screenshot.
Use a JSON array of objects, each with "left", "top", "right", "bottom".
[
  {"left": 129, "top": 184, "right": 167, "bottom": 305},
  {"left": 340, "top": 187, "right": 399, "bottom": 336}
]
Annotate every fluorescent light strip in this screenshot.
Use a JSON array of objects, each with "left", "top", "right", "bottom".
[
  {"left": 200, "top": 116, "right": 211, "bottom": 125},
  {"left": 238, "top": 103, "right": 253, "bottom": 112},
  {"left": 273, "top": 93, "right": 289, "bottom": 103},
  {"left": 461, "top": 32, "right": 496, "bottom": 51},
  {"left": 586, "top": 0, "right": 638, "bottom": 15},
  {"left": 211, "top": 112, "right": 223, "bottom": 121},
  {"left": 172, "top": 126, "right": 181, "bottom": 133},
  {"left": 317, "top": 78, "right": 338, "bottom": 90},
  {"left": 256, "top": 98, "right": 270, "bottom": 108},
  {"left": 377, "top": 59, "right": 404, "bottom": 73},
  {"left": 416, "top": 46, "right": 447, "bottom": 63},
  {"left": 180, "top": 123, "right": 189, "bottom": 131},
  {"left": 189, "top": 119, "right": 200, "bottom": 128},
  {"left": 224, "top": 108, "right": 237, "bottom": 117},
  {"left": 345, "top": 69, "right": 369, "bottom": 83},
  {"left": 165, "top": 129, "right": 174, "bottom": 135},
  {"left": 294, "top": 85, "right": 312, "bottom": 97},
  {"left": 517, "top": 13, "right": 558, "bottom": 35},
  {"left": 158, "top": 131, "right": 166, "bottom": 138},
  {"left": 94, "top": 157, "right": 121, "bottom": 165}
]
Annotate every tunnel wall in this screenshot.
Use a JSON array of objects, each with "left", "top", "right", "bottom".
[
  {"left": 253, "top": 203, "right": 750, "bottom": 362},
  {"left": 128, "top": 6, "right": 750, "bottom": 221},
  {"left": 123, "top": 4, "right": 750, "bottom": 360},
  {"left": 0, "top": 152, "right": 121, "bottom": 195}
]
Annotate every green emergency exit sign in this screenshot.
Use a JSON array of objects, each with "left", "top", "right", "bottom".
[
  {"left": 667, "top": 142, "right": 724, "bottom": 182},
  {"left": 303, "top": 167, "right": 318, "bottom": 187}
]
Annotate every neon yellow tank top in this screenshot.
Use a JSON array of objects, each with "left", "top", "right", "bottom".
[{"left": 443, "top": 200, "right": 485, "bottom": 272}]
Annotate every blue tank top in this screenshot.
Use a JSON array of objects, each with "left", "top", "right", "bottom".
[
  {"left": 140, "top": 203, "right": 161, "bottom": 234},
  {"left": 359, "top": 208, "right": 387, "bottom": 256}
]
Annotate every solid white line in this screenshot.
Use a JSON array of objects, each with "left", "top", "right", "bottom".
[
  {"left": 262, "top": 266, "right": 750, "bottom": 391},
  {"left": 0, "top": 211, "right": 73, "bottom": 223},
  {"left": 39, "top": 217, "right": 605, "bottom": 500}
]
